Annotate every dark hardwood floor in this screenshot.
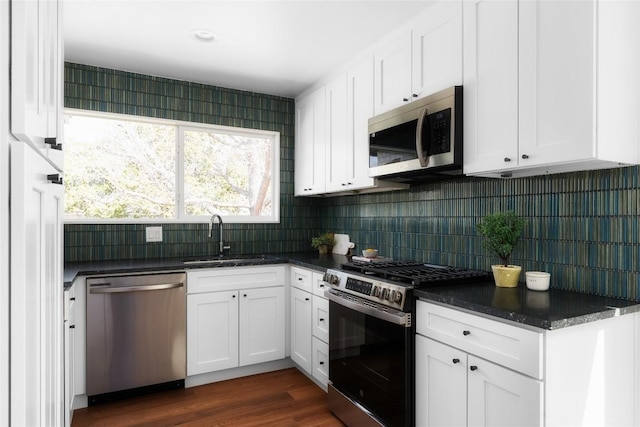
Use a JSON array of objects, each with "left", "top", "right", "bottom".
[{"left": 72, "top": 368, "right": 345, "bottom": 427}]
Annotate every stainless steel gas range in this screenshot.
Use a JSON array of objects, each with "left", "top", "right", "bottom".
[{"left": 323, "top": 260, "right": 490, "bottom": 427}]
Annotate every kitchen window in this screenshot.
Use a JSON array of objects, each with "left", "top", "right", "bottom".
[{"left": 63, "top": 110, "right": 280, "bottom": 223}]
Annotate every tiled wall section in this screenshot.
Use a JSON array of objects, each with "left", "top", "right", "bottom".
[
  {"left": 323, "top": 167, "right": 640, "bottom": 300},
  {"left": 63, "top": 62, "right": 323, "bottom": 261},
  {"left": 65, "top": 63, "right": 639, "bottom": 300}
]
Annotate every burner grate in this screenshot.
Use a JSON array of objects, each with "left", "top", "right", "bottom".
[{"left": 341, "top": 260, "right": 491, "bottom": 287}]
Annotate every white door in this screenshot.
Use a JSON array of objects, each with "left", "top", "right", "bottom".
[
  {"left": 412, "top": 0, "right": 463, "bottom": 97},
  {"left": 294, "top": 87, "right": 325, "bottom": 195},
  {"left": 463, "top": 0, "right": 519, "bottom": 175},
  {"left": 290, "top": 287, "right": 312, "bottom": 373},
  {"left": 347, "top": 55, "right": 376, "bottom": 189},
  {"left": 11, "top": 0, "right": 59, "bottom": 152},
  {"left": 374, "top": 30, "right": 412, "bottom": 114},
  {"left": 467, "top": 355, "right": 543, "bottom": 427},
  {"left": 325, "top": 74, "right": 349, "bottom": 192},
  {"left": 11, "top": 142, "right": 64, "bottom": 427},
  {"left": 187, "top": 290, "right": 239, "bottom": 375},
  {"left": 239, "top": 286, "right": 285, "bottom": 366},
  {"left": 518, "top": 0, "right": 594, "bottom": 167},
  {"left": 415, "top": 336, "right": 467, "bottom": 427}
]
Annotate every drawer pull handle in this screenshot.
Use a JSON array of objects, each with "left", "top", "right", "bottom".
[
  {"left": 298, "top": 277, "right": 303, "bottom": 281},
  {"left": 232, "top": 295, "right": 236, "bottom": 298},
  {"left": 305, "top": 298, "right": 310, "bottom": 301},
  {"left": 452, "top": 358, "right": 460, "bottom": 364},
  {"left": 463, "top": 330, "right": 471, "bottom": 336},
  {"left": 319, "top": 318, "right": 325, "bottom": 322},
  {"left": 470, "top": 365, "right": 478, "bottom": 371},
  {"left": 319, "top": 361, "right": 325, "bottom": 365}
]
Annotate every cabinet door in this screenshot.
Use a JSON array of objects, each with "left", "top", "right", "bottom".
[
  {"left": 415, "top": 335, "right": 466, "bottom": 427},
  {"left": 463, "top": 0, "right": 519, "bottom": 174},
  {"left": 10, "top": 142, "right": 64, "bottom": 427},
  {"left": 312, "top": 295, "right": 329, "bottom": 343},
  {"left": 374, "top": 30, "right": 412, "bottom": 114},
  {"left": 467, "top": 355, "right": 543, "bottom": 427},
  {"left": 239, "top": 287, "right": 285, "bottom": 366},
  {"left": 311, "top": 336, "right": 329, "bottom": 390},
  {"left": 11, "top": 0, "right": 60, "bottom": 157},
  {"left": 294, "top": 87, "right": 325, "bottom": 196},
  {"left": 325, "top": 74, "right": 349, "bottom": 192},
  {"left": 518, "top": 0, "right": 594, "bottom": 167},
  {"left": 347, "top": 55, "right": 376, "bottom": 189},
  {"left": 290, "top": 287, "right": 312, "bottom": 373},
  {"left": 187, "top": 291, "right": 239, "bottom": 375},
  {"left": 412, "top": 0, "right": 463, "bottom": 98}
]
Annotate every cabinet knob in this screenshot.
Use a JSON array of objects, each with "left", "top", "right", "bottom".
[
  {"left": 412, "top": 93, "right": 418, "bottom": 98},
  {"left": 298, "top": 277, "right": 303, "bottom": 281},
  {"left": 70, "top": 297, "right": 75, "bottom": 301},
  {"left": 319, "top": 318, "right": 325, "bottom": 322},
  {"left": 305, "top": 297, "right": 310, "bottom": 301},
  {"left": 232, "top": 294, "right": 236, "bottom": 298},
  {"left": 319, "top": 284, "right": 324, "bottom": 288},
  {"left": 500, "top": 172, "right": 513, "bottom": 178},
  {"left": 470, "top": 365, "right": 478, "bottom": 371},
  {"left": 70, "top": 325, "right": 76, "bottom": 329},
  {"left": 463, "top": 330, "right": 471, "bottom": 336},
  {"left": 403, "top": 97, "right": 409, "bottom": 102},
  {"left": 452, "top": 358, "right": 460, "bottom": 364},
  {"left": 521, "top": 154, "right": 529, "bottom": 159},
  {"left": 243, "top": 294, "right": 247, "bottom": 297},
  {"left": 319, "top": 361, "right": 324, "bottom": 365},
  {"left": 504, "top": 157, "right": 512, "bottom": 162}
]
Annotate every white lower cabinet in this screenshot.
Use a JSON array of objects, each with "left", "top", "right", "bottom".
[
  {"left": 186, "top": 266, "right": 286, "bottom": 376},
  {"left": 290, "top": 266, "right": 329, "bottom": 389},
  {"left": 416, "top": 335, "right": 542, "bottom": 427},
  {"left": 416, "top": 300, "right": 639, "bottom": 426},
  {"left": 290, "top": 286, "right": 312, "bottom": 372},
  {"left": 63, "top": 285, "right": 76, "bottom": 427}
]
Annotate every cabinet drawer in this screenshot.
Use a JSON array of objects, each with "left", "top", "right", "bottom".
[
  {"left": 416, "top": 300, "right": 543, "bottom": 379},
  {"left": 312, "top": 295, "right": 329, "bottom": 343},
  {"left": 312, "top": 271, "right": 328, "bottom": 297},
  {"left": 312, "top": 336, "right": 329, "bottom": 389},
  {"left": 290, "top": 266, "right": 313, "bottom": 293},
  {"left": 187, "top": 265, "right": 285, "bottom": 294}
]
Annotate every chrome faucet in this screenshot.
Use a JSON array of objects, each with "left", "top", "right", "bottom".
[{"left": 209, "top": 214, "right": 225, "bottom": 255}]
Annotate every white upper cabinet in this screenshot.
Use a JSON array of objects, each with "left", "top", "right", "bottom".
[
  {"left": 374, "top": 1, "right": 463, "bottom": 115},
  {"left": 11, "top": 0, "right": 63, "bottom": 170},
  {"left": 464, "top": 0, "right": 640, "bottom": 178},
  {"left": 325, "top": 74, "right": 349, "bottom": 192},
  {"left": 373, "top": 30, "right": 413, "bottom": 115},
  {"left": 411, "top": 0, "right": 463, "bottom": 99},
  {"left": 294, "top": 87, "right": 326, "bottom": 196}
]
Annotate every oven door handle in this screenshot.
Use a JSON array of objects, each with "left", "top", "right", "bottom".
[{"left": 325, "top": 290, "right": 411, "bottom": 327}]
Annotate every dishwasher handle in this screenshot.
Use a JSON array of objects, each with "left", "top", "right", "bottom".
[{"left": 89, "top": 282, "right": 184, "bottom": 294}]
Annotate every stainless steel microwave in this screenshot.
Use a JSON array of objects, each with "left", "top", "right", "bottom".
[{"left": 368, "top": 85, "right": 462, "bottom": 182}]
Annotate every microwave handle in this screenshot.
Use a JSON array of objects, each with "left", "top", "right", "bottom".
[{"left": 416, "top": 105, "right": 430, "bottom": 167}]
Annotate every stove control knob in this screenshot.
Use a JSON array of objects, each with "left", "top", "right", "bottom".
[
  {"left": 372, "top": 286, "right": 381, "bottom": 297},
  {"left": 381, "top": 288, "right": 390, "bottom": 300},
  {"left": 329, "top": 275, "right": 340, "bottom": 285},
  {"left": 392, "top": 291, "right": 403, "bottom": 303}
]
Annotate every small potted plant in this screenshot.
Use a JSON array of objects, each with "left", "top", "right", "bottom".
[
  {"left": 311, "top": 232, "right": 335, "bottom": 254},
  {"left": 477, "top": 211, "right": 526, "bottom": 287}
]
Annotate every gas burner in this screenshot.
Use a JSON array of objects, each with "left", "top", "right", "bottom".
[{"left": 341, "top": 260, "right": 491, "bottom": 287}]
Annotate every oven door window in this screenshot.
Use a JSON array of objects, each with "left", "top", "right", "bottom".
[{"left": 329, "top": 300, "right": 412, "bottom": 427}]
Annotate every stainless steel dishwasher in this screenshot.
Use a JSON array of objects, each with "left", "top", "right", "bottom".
[{"left": 86, "top": 272, "right": 186, "bottom": 404}]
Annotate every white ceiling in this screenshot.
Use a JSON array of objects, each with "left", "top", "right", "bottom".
[{"left": 64, "top": 0, "right": 433, "bottom": 98}]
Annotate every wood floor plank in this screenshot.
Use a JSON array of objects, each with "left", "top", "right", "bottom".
[{"left": 72, "top": 368, "right": 344, "bottom": 427}]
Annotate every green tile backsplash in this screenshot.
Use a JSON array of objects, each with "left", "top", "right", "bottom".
[{"left": 65, "top": 62, "right": 639, "bottom": 300}]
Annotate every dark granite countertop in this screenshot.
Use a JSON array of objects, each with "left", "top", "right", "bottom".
[
  {"left": 414, "top": 282, "right": 640, "bottom": 330},
  {"left": 63, "top": 252, "right": 349, "bottom": 287},
  {"left": 65, "top": 253, "right": 640, "bottom": 331}
]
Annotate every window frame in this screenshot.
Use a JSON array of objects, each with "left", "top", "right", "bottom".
[{"left": 63, "top": 108, "right": 281, "bottom": 224}]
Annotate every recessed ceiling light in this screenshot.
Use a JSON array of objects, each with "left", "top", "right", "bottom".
[{"left": 191, "top": 29, "right": 217, "bottom": 42}]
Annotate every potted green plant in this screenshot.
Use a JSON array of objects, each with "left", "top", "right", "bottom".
[
  {"left": 311, "top": 232, "right": 335, "bottom": 254},
  {"left": 477, "top": 211, "right": 526, "bottom": 287}
]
